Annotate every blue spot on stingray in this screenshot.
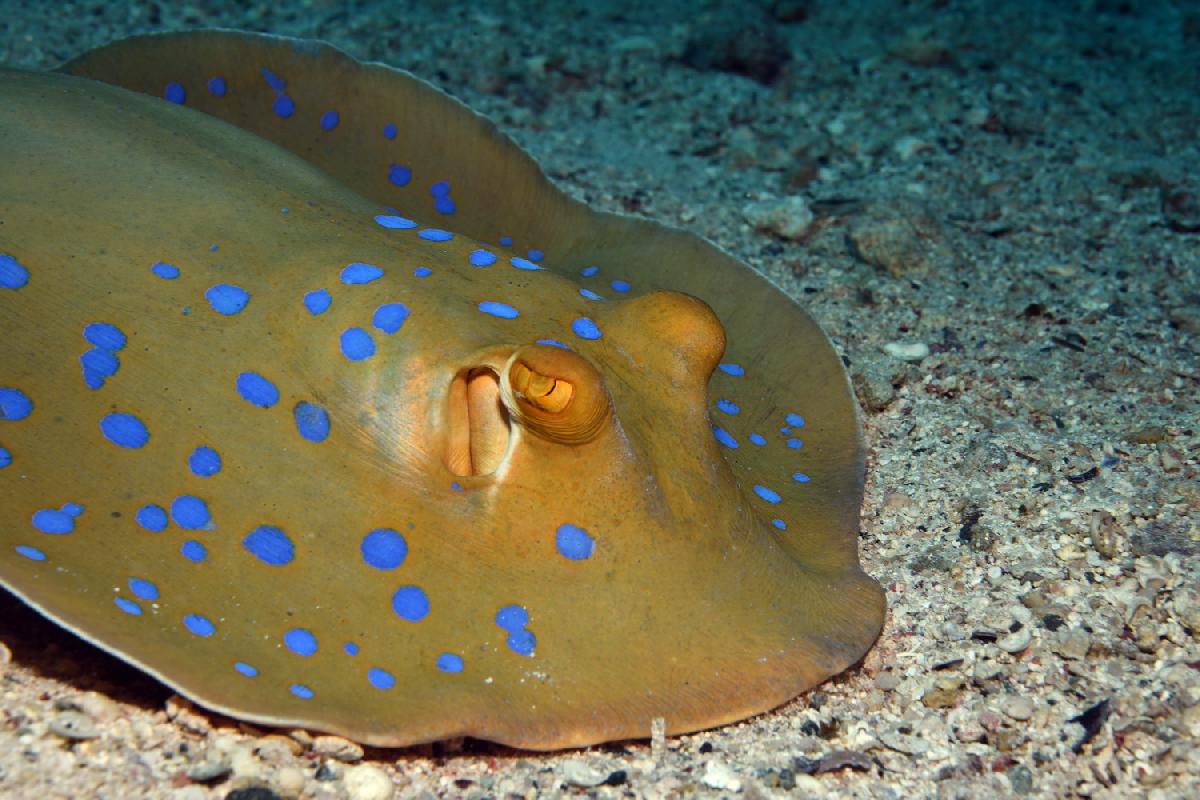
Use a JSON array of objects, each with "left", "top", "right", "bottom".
[
  {"left": 0, "top": 388, "right": 33, "bottom": 420},
  {"left": 430, "top": 181, "right": 450, "bottom": 197},
  {"left": 234, "top": 661, "right": 258, "bottom": 677},
  {"left": 303, "top": 288, "right": 331, "bottom": 315},
  {"left": 469, "top": 249, "right": 496, "bottom": 266},
  {"left": 180, "top": 540, "right": 207, "bottom": 562},
  {"left": 418, "top": 228, "right": 452, "bottom": 242},
  {"left": 375, "top": 213, "right": 416, "bottom": 229},
  {"left": 283, "top": 627, "right": 317, "bottom": 656},
  {"left": 527, "top": 249, "right": 544, "bottom": 262},
  {"left": 272, "top": 94, "right": 295, "bottom": 118},
  {"left": 372, "top": 302, "right": 410, "bottom": 334},
  {"left": 478, "top": 301, "right": 518, "bottom": 319},
  {"left": 387, "top": 164, "right": 412, "bottom": 186},
  {"left": 205, "top": 284, "right": 250, "bottom": 315},
  {"left": 290, "top": 684, "right": 314, "bottom": 699},
  {"left": 536, "top": 339, "right": 570, "bottom": 349},
  {"left": 382, "top": 122, "right": 397, "bottom": 139},
  {"left": 100, "top": 412, "right": 149, "bottom": 448},
  {"left": 171, "top": 495, "right": 211, "bottom": 529},
  {"left": 507, "top": 629, "right": 536, "bottom": 656},
  {"left": 579, "top": 288, "right": 602, "bottom": 300},
  {"left": 320, "top": 110, "right": 339, "bottom": 130},
  {"left": 164, "top": 81, "right": 185, "bottom": 104},
  {"left": 780, "top": 426, "right": 792, "bottom": 434},
  {"left": 499, "top": 235, "right": 513, "bottom": 246},
  {"left": 571, "top": 317, "right": 602, "bottom": 340},
  {"left": 753, "top": 484, "right": 782, "bottom": 504},
  {"left": 129, "top": 577, "right": 159, "bottom": 600},
  {"left": 391, "top": 585, "right": 429, "bottom": 621},
  {"left": 114, "top": 597, "right": 142, "bottom": 615},
  {"left": 712, "top": 426, "right": 739, "bottom": 449},
  {"left": 749, "top": 433, "right": 767, "bottom": 446},
  {"left": 787, "top": 438, "right": 803, "bottom": 449},
  {"left": 340, "top": 327, "right": 376, "bottom": 361},
  {"left": 151, "top": 261, "right": 180, "bottom": 279},
  {"left": 716, "top": 399, "right": 739, "bottom": 415},
  {"left": 207, "top": 76, "right": 227, "bottom": 96},
  {"left": 0, "top": 447, "right": 10, "bottom": 468},
  {"left": 792, "top": 472, "right": 811, "bottom": 483},
  {"left": 367, "top": 667, "right": 396, "bottom": 689},
  {"left": 413, "top": 266, "right": 432, "bottom": 277},
  {"left": 242, "top": 525, "right": 295, "bottom": 566},
  {"left": 84, "top": 322, "right": 126, "bottom": 351},
  {"left": 0, "top": 254, "right": 30, "bottom": 288},
  {"left": 718, "top": 363, "right": 744, "bottom": 376},
  {"left": 236, "top": 372, "right": 279, "bottom": 408},
  {"left": 580, "top": 265, "right": 599, "bottom": 277},
  {"left": 32, "top": 506, "right": 78, "bottom": 534},
  {"left": 61, "top": 503, "right": 83, "bottom": 517},
  {"left": 343, "top": 642, "right": 359, "bottom": 656},
  {"left": 436, "top": 653, "right": 464, "bottom": 673},
  {"left": 772, "top": 518, "right": 788, "bottom": 530},
  {"left": 15, "top": 545, "right": 46, "bottom": 561},
  {"left": 183, "top": 614, "right": 215, "bottom": 637},
  {"left": 611, "top": 279, "right": 631, "bottom": 292},
  {"left": 360, "top": 528, "right": 408, "bottom": 570},
  {"left": 494, "top": 605, "right": 528, "bottom": 631},
  {"left": 189, "top": 446, "right": 222, "bottom": 477},
  {"left": 136, "top": 504, "right": 168, "bottom": 532},
  {"left": 786, "top": 412, "right": 805, "bottom": 427},
  {"left": 260, "top": 67, "right": 285, "bottom": 91},
  {"left": 555, "top": 523, "right": 594, "bottom": 560},
  {"left": 510, "top": 256, "right": 542, "bottom": 271},
  {"left": 209, "top": 244, "right": 218, "bottom": 252},
  {"left": 340, "top": 262, "right": 384, "bottom": 284},
  {"left": 293, "top": 402, "right": 330, "bottom": 442},
  {"left": 434, "top": 195, "right": 455, "bottom": 214},
  {"left": 80, "top": 348, "right": 119, "bottom": 388}
]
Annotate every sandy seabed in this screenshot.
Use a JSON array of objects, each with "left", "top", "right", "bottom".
[{"left": 1, "top": 1, "right": 1197, "bottom": 798}]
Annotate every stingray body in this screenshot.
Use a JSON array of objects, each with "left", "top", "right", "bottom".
[{"left": 0, "top": 31, "right": 884, "bottom": 749}]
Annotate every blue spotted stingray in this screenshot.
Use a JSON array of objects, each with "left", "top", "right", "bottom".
[{"left": 0, "top": 30, "right": 884, "bottom": 749}]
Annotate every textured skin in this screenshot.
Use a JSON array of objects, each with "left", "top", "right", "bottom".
[{"left": 0, "top": 32, "right": 884, "bottom": 749}]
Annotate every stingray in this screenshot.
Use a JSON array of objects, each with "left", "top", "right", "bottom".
[{"left": 0, "top": 30, "right": 884, "bottom": 749}]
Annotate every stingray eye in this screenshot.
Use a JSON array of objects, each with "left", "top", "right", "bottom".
[
  {"left": 509, "top": 360, "right": 574, "bottom": 413},
  {"left": 502, "top": 345, "right": 610, "bottom": 445}
]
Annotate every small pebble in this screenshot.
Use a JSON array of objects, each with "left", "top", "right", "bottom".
[
  {"left": 1002, "top": 695, "right": 1035, "bottom": 721},
  {"left": 186, "top": 759, "right": 233, "bottom": 783},
  {"left": 878, "top": 730, "right": 930, "bottom": 755},
  {"left": 1052, "top": 629, "right": 1091, "bottom": 660},
  {"left": 741, "top": 195, "right": 816, "bottom": 241},
  {"left": 996, "top": 627, "right": 1032, "bottom": 653},
  {"left": 230, "top": 745, "right": 264, "bottom": 779},
  {"left": 226, "top": 788, "right": 282, "bottom": 800},
  {"left": 48, "top": 710, "right": 101, "bottom": 740},
  {"left": 559, "top": 758, "right": 606, "bottom": 787},
  {"left": 701, "top": 760, "right": 743, "bottom": 792},
  {"left": 342, "top": 764, "right": 395, "bottom": 800},
  {"left": 275, "top": 766, "right": 306, "bottom": 798},
  {"left": 56, "top": 691, "right": 121, "bottom": 723},
  {"left": 312, "top": 734, "right": 364, "bottom": 762},
  {"left": 883, "top": 341, "right": 930, "bottom": 361},
  {"left": 874, "top": 671, "right": 900, "bottom": 691}
]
